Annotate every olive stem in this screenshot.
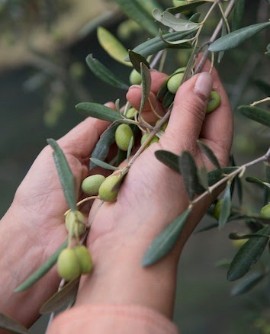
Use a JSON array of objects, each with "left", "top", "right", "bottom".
[
  {"left": 251, "top": 97, "right": 270, "bottom": 107},
  {"left": 191, "top": 146, "right": 270, "bottom": 206},
  {"left": 194, "top": 0, "right": 237, "bottom": 74}
]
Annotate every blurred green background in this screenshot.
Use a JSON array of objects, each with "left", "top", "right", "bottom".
[{"left": 0, "top": 0, "right": 270, "bottom": 333}]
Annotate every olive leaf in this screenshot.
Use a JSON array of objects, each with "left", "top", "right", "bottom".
[
  {"left": 197, "top": 166, "right": 209, "bottom": 190},
  {"left": 142, "top": 207, "right": 191, "bottom": 267},
  {"left": 197, "top": 140, "right": 221, "bottom": 169},
  {"left": 209, "top": 21, "right": 270, "bottom": 52},
  {"left": 89, "top": 158, "right": 118, "bottom": 171},
  {"left": 153, "top": 9, "right": 199, "bottom": 32},
  {"left": 245, "top": 176, "right": 270, "bottom": 189},
  {"left": 231, "top": 0, "right": 246, "bottom": 31},
  {"left": 113, "top": 0, "right": 159, "bottom": 36},
  {"left": 218, "top": 181, "right": 232, "bottom": 229},
  {"left": 155, "top": 150, "right": 181, "bottom": 174},
  {"left": 239, "top": 105, "right": 270, "bottom": 127},
  {"left": 40, "top": 278, "right": 79, "bottom": 314},
  {"left": 179, "top": 151, "right": 205, "bottom": 200},
  {"left": 207, "top": 167, "right": 238, "bottom": 186},
  {"left": 76, "top": 102, "right": 123, "bottom": 122},
  {"left": 0, "top": 314, "right": 29, "bottom": 334},
  {"left": 131, "top": 30, "right": 194, "bottom": 59},
  {"left": 90, "top": 123, "right": 118, "bottom": 169},
  {"left": 139, "top": 62, "right": 151, "bottom": 113},
  {"left": 97, "top": 27, "right": 131, "bottom": 66},
  {"left": 15, "top": 240, "right": 68, "bottom": 292},
  {"left": 230, "top": 271, "right": 266, "bottom": 296},
  {"left": 86, "top": 54, "right": 129, "bottom": 90},
  {"left": 128, "top": 50, "right": 149, "bottom": 73},
  {"left": 47, "top": 139, "right": 77, "bottom": 212},
  {"left": 227, "top": 225, "right": 270, "bottom": 281}
]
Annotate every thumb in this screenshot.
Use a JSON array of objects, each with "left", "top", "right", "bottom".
[{"left": 160, "top": 72, "right": 213, "bottom": 153}]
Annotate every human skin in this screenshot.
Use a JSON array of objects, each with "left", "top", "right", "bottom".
[{"left": 0, "top": 66, "right": 232, "bottom": 330}]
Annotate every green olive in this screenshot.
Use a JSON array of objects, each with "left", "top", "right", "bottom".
[
  {"left": 129, "top": 69, "right": 142, "bottom": 85},
  {"left": 125, "top": 107, "right": 138, "bottom": 119},
  {"left": 167, "top": 72, "right": 184, "bottom": 94},
  {"left": 74, "top": 245, "right": 93, "bottom": 274},
  {"left": 98, "top": 174, "right": 123, "bottom": 202},
  {"left": 115, "top": 124, "right": 134, "bottom": 151},
  {"left": 206, "top": 90, "right": 221, "bottom": 113},
  {"left": 81, "top": 174, "right": 106, "bottom": 196},
  {"left": 57, "top": 248, "right": 81, "bottom": 281},
  {"left": 260, "top": 203, "right": 270, "bottom": 219},
  {"left": 140, "top": 133, "right": 159, "bottom": 146},
  {"left": 65, "top": 210, "right": 86, "bottom": 237}
]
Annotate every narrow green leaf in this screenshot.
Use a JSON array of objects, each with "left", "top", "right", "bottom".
[
  {"left": 0, "top": 314, "right": 29, "bottom": 334},
  {"left": 40, "top": 278, "right": 79, "bottom": 314},
  {"left": 227, "top": 226, "right": 270, "bottom": 281},
  {"left": 179, "top": 151, "right": 205, "bottom": 200},
  {"left": 114, "top": 0, "right": 158, "bottom": 36},
  {"left": 76, "top": 102, "right": 123, "bottom": 122},
  {"left": 15, "top": 240, "right": 68, "bottom": 292},
  {"left": 231, "top": 0, "right": 246, "bottom": 31},
  {"left": 198, "top": 167, "right": 209, "bottom": 190},
  {"left": 218, "top": 182, "right": 232, "bottom": 229},
  {"left": 153, "top": 9, "right": 199, "bottom": 32},
  {"left": 231, "top": 271, "right": 265, "bottom": 296},
  {"left": 230, "top": 155, "right": 242, "bottom": 205},
  {"left": 207, "top": 167, "right": 238, "bottom": 186},
  {"left": 142, "top": 208, "right": 191, "bottom": 267},
  {"left": 97, "top": 27, "right": 131, "bottom": 66},
  {"left": 86, "top": 54, "right": 129, "bottom": 90},
  {"left": 155, "top": 150, "right": 181, "bottom": 174},
  {"left": 90, "top": 123, "right": 118, "bottom": 169},
  {"left": 131, "top": 30, "right": 194, "bottom": 59},
  {"left": 239, "top": 105, "right": 270, "bottom": 127},
  {"left": 47, "top": 139, "right": 77, "bottom": 211},
  {"left": 246, "top": 176, "right": 270, "bottom": 189},
  {"left": 128, "top": 50, "right": 149, "bottom": 73},
  {"left": 197, "top": 140, "right": 221, "bottom": 169},
  {"left": 209, "top": 21, "right": 270, "bottom": 52},
  {"left": 90, "top": 158, "right": 118, "bottom": 171},
  {"left": 139, "top": 63, "right": 151, "bottom": 113}
]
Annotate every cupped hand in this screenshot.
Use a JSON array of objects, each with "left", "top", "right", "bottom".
[
  {"left": 11, "top": 116, "right": 110, "bottom": 256},
  {"left": 86, "top": 67, "right": 233, "bottom": 265}
]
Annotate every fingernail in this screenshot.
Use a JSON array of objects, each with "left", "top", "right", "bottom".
[
  {"left": 129, "top": 84, "right": 141, "bottom": 90},
  {"left": 194, "top": 72, "right": 213, "bottom": 100}
]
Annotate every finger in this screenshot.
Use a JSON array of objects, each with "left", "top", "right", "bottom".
[
  {"left": 199, "top": 69, "right": 233, "bottom": 165},
  {"left": 58, "top": 102, "right": 114, "bottom": 158},
  {"left": 126, "top": 70, "right": 167, "bottom": 115},
  {"left": 160, "top": 72, "right": 213, "bottom": 153}
]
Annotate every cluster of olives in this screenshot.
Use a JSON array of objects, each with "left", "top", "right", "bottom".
[
  {"left": 57, "top": 245, "right": 93, "bottom": 281},
  {"left": 57, "top": 210, "right": 93, "bottom": 281}
]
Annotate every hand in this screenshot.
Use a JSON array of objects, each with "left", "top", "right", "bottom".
[
  {"left": 0, "top": 115, "right": 109, "bottom": 326},
  {"left": 76, "top": 67, "right": 233, "bottom": 316}
]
